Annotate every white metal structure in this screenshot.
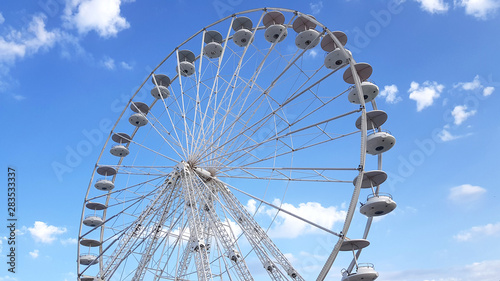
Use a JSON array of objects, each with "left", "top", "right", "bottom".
[{"left": 77, "top": 8, "right": 397, "bottom": 281}]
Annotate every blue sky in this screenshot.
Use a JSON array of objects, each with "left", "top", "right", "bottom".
[{"left": 1, "top": 0, "right": 500, "bottom": 280}]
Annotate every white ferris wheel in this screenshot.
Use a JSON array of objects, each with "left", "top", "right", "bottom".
[{"left": 77, "top": 7, "right": 397, "bottom": 281}]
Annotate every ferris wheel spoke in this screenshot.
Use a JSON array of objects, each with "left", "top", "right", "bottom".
[
  {"left": 197, "top": 110, "right": 360, "bottom": 168},
  {"left": 132, "top": 185, "right": 185, "bottom": 281},
  {"left": 214, "top": 179, "right": 305, "bottom": 281},
  {"left": 101, "top": 178, "right": 177, "bottom": 279},
  {"left": 144, "top": 109, "right": 189, "bottom": 156}
]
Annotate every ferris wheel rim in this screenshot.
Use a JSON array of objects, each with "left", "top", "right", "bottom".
[{"left": 75, "top": 7, "right": 393, "bottom": 281}]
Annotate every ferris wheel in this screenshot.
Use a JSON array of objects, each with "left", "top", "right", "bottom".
[{"left": 77, "top": 7, "right": 397, "bottom": 281}]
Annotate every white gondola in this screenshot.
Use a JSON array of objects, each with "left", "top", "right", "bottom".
[
  {"left": 151, "top": 74, "right": 171, "bottom": 87},
  {"left": 366, "top": 130, "right": 396, "bottom": 155},
  {"left": 263, "top": 11, "right": 287, "bottom": 43},
  {"left": 348, "top": 81, "right": 379, "bottom": 104},
  {"left": 341, "top": 263, "right": 379, "bottom": 281},
  {"left": 110, "top": 144, "right": 129, "bottom": 157},
  {"left": 83, "top": 215, "right": 103, "bottom": 227},
  {"left": 293, "top": 15, "right": 321, "bottom": 50},
  {"left": 325, "top": 48, "right": 351, "bottom": 70},
  {"left": 295, "top": 29, "right": 321, "bottom": 49},
  {"left": 151, "top": 85, "right": 170, "bottom": 99},
  {"left": 79, "top": 254, "right": 98, "bottom": 265},
  {"left": 232, "top": 16, "right": 254, "bottom": 47},
  {"left": 203, "top": 30, "right": 223, "bottom": 58},
  {"left": 94, "top": 179, "right": 114, "bottom": 191},
  {"left": 177, "top": 50, "right": 196, "bottom": 77},
  {"left": 340, "top": 240, "right": 378, "bottom": 281},
  {"left": 129, "top": 113, "right": 148, "bottom": 127},
  {"left": 360, "top": 193, "right": 397, "bottom": 217}
]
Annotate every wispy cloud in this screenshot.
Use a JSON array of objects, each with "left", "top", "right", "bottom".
[
  {"left": 454, "top": 222, "right": 500, "bottom": 241},
  {"left": 0, "top": 12, "right": 5, "bottom": 24},
  {"left": 408, "top": 81, "right": 444, "bottom": 111},
  {"left": 448, "top": 184, "right": 486, "bottom": 203},
  {"left": 61, "top": 238, "right": 77, "bottom": 245},
  {"left": 382, "top": 259, "right": 500, "bottom": 280},
  {"left": 309, "top": 1, "right": 324, "bottom": 15},
  {"left": 29, "top": 249, "right": 39, "bottom": 259},
  {"left": 101, "top": 56, "right": 115, "bottom": 70},
  {"left": 120, "top": 61, "right": 132, "bottom": 70},
  {"left": 437, "top": 125, "right": 471, "bottom": 142}
]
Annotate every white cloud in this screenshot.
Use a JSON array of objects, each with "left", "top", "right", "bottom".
[
  {"left": 61, "top": 238, "right": 77, "bottom": 245},
  {"left": 246, "top": 199, "right": 257, "bottom": 214},
  {"left": 415, "top": 0, "right": 450, "bottom": 13},
  {"left": 451, "top": 105, "right": 476, "bottom": 125},
  {"left": 448, "top": 184, "right": 486, "bottom": 203},
  {"left": 382, "top": 259, "right": 500, "bottom": 281},
  {"left": 63, "top": 0, "right": 131, "bottom": 38},
  {"left": 454, "top": 75, "right": 495, "bottom": 96},
  {"left": 29, "top": 249, "right": 39, "bottom": 259},
  {"left": 0, "top": 275, "right": 18, "bottom": 281},
  {"left": 28, "top": 221, "right": 67, "bottom": 243},
  {"left": 102, "top": 56, "right": 115, "bottom": 70},
  {"left": 455, "top": 0, "right": 500, "bottom": 19},
  {"left": 120, "top": 61, "right": 132, "bottom": 70},
  {"left": 12, "top": 94, "right": 26, "bottom": 101},
  {"left": 454, "top": 222, "right": 500, "bottom": 241},
  {"left": 0, "top": 15, "right": 60, "bottom": 98},
  {"left": 456, "top": 74, "right": 482, "bottom": 90},
  {"left": 266, "top": 199, "right": 346, "bottom": 239},
  {"left": 408, "top": 81, "right": 444, "bottom": 111},
  {"left": 307, "top": 49, "right": 319, "bottom": 59},
  {"left": 0, "top": 12, "right": 5, "bottom": 24},
  {"left": 310, "top": 1, "right": 324, "bottom": 15},
  {"left": 483, "top": 86, "right": 495, "bottom": 96},
  {"left": 437, "top": 126, "right": 460, "bottom": 141},
  {"left": 379, "top": 84, "right": 402, "bottom": 104},
  {"left": 0, "top": 15, "right": 58, "bottom": 64}
]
